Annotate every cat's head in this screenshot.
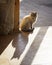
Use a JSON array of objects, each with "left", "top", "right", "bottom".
[
  {"left": 30, "top": 12, "right": 37, "bottom": 17},
  {"left": 30, "top": 12, "right": 38, "bottom": 22}
]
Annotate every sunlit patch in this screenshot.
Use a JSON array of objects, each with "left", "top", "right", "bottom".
[
  {"left": 31, "top": 26, "right": 52, "bottom": 65},
  {"left": 0, "top": 56, "right": 10, "bottom": 65},
  {"left": 0, "top": 56, "right": 18, "bottom": 65},
  {"left": 1, "top": 40, "right": 16, "bottom": 60},
  {"left": 0, "top": 40, "right": 18, "bottom": 65}
]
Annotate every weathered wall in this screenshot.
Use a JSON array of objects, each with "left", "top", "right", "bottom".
[
  {"left": 14, "top": 0, "right": 19, "bottom": 31},
  {"left": 0, "top": 0, "right": 19, "bottom": 35}
]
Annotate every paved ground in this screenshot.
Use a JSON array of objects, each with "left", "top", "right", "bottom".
[
  {"left": 20, "top": 0, "right": 52, "bottom": 27},
  {"left": 0, "top": 32, "right": 29, "bottom": 58},
  {"left": 31, "top": 26, "right": 52, "bottom": 65},
  {"left": 20, "top": 26, "right": 48, "bottom": 65},
  {"left": 20, "top": 0, "right": 52, "bottom": 65}
]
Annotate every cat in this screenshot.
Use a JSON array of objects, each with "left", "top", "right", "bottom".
[{"left": 19, "top": 12, "right": 38, "bottom": 32}]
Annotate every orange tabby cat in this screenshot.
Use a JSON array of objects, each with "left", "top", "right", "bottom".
[{"left": 19, "top": 12, "right": 38, "bottom": 32}]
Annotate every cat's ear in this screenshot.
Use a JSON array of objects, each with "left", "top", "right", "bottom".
[{"left": 31, "top": 12, "right": 36, "bottom": 17}]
